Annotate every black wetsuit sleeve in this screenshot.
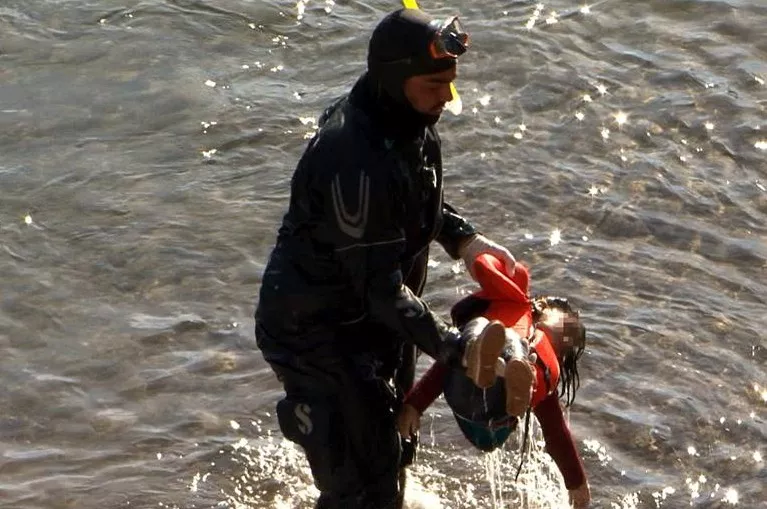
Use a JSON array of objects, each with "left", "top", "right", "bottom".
[
  {"left": 424, "top": 125, "right": 478, "bottom": 259},
  {"left": 436, "top": 202, "right": 478, "bottom": 259},
  {"left": 315, "top": 148, "right": 460, "bottom": 363}
]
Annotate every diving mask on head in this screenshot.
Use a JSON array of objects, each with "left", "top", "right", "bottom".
[
  {"left": 382, "top": 15, "right": 470, "bottom": 68},
  {"left": 428, "top": 16, "right": 469, "bottom": 59}
]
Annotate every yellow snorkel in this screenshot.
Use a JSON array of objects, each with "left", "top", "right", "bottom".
[{"left": 401, "top": 0, "right": 463, "bottom": 115}]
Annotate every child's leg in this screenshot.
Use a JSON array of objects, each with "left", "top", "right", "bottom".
[
  {"left": 501, "top": 329, "right": 535, "bottom": 417},
  {"left": 461, "top": 317, "right": 506, "bottom": 389}
]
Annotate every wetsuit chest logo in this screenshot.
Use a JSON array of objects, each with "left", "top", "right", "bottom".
[{"left": 331, "top": 172, "right": 370, "bottom": 239}]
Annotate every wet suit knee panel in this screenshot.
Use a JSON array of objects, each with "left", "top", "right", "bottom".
[
  {"left": 275, "top": 379, "right": 402, "bottom": 507},
  {"left": 276, "top": 396, "right": 350, "bottom": 494}
]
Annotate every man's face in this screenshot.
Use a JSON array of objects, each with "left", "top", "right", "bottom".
[{"left": 403, "top": 66, "right": 457, "bottom": 118}]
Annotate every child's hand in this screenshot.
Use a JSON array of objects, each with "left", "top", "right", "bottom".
[
  {"left": 568, "top": 481, "right": 591, "bottom": 508},
  {"left": 397, "top": 403, "right": 421, "bottom": 437}
]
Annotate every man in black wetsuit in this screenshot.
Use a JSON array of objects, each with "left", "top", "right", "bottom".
[{"left": 255, "top": 8, "right": 517, "bottom": 509}]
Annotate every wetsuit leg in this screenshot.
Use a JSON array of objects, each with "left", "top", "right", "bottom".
[{"left": 258, "top": 326, "right": 402, "bottom": 509}]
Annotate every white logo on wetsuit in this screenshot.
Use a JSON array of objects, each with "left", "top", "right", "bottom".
[
  {"left": 424, "top": 166, "right": 437, "bottom": 189},
  {"left": 294, "top": 403, "right": 313, "bottom": 435},
  {"left": 331, "top": 172, "right": 370, "bottom": 239}
]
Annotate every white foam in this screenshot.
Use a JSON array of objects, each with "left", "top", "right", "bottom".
[{"left": 403, "top": 473, "right": 444, "bottom": 509}]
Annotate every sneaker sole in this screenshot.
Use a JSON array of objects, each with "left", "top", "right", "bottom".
[
  {"left": 467, "top": 320, "right": 506, "bottom": 389},
  {"left": 504, "top": 358, "right": 534, "bottom": 417}
]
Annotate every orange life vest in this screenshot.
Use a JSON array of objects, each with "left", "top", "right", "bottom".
[{"left": 472, "top": 254, "right": 560, "bottom": 407}]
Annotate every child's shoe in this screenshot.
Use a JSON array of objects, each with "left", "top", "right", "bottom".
[
  {"left": 461, "top": 317, "right": 506, "bottom": 389},
  {"left": 503, "top": 330, "right": 534, "bottom": 417}
]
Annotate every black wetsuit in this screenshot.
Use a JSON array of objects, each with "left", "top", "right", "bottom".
[{"left": 255, "top": 73, "right": 477, "bottom": 508}]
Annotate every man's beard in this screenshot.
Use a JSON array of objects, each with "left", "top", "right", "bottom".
[{"left": 422, "top": 111, "right": 442, "bottom": 125}]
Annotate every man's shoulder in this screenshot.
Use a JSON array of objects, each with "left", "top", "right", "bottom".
[
  {"left": 316, "top": 97, "right": 376, "bottom": 145},
  {"left": 307, "top": 100, "right": 386, "bottom": 172}
]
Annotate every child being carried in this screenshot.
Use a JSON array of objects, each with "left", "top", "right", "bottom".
[{"left": 398, "top": 254, "right": 591, "bottom": 508}]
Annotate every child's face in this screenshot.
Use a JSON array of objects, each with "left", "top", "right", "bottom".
[{"left": 539, "top": 307, "right": 585, "bottom": 359}]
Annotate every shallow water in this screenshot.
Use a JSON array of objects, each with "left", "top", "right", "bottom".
[{"left": 1, "top": 0, "right": 765, "bottom": 508}]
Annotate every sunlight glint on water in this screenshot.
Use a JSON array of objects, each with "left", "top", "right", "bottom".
[
  {"left": 203, "top": 420, "right": 574, "bottom": 509},
  {"left": 3, "top": 0, "right": 766, "bottom": 507},
  {"left": 194, "top": 412, "right": 758, "bottom": 508}
]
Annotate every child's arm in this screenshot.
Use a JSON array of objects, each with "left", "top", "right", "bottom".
[
  {"left": 398, "top": 361, "right": 449, "bottom": 436},
  {"left": 403, "top": 361, "right": 449, "bottom": 413},
  {"left": 533, "top": 393, "right": 590, "bottom": 504}
]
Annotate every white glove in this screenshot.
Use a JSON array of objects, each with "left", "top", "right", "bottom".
[{"left": 458, "top": 234, "right": 516, "bottom": 280}]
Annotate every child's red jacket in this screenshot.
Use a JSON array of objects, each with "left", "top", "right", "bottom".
[{"left": 403, "top": 255, "right": 586, "bottom": 489}]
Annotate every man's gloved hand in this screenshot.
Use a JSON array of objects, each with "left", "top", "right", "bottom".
[
  {"left": 458, "top": 234, "right": 516, "bottom": 280},
  {"left": 568, "top": 481, "right": 591, "bottom": 508}
]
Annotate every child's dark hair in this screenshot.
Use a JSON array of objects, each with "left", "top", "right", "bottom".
[{"left": 531, "top": 296, "right": 586, "bottom": 407}]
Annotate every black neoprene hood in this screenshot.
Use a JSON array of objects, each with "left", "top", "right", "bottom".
[{"left": 366, "top": 9, "right": 458, "bottom": 101}]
